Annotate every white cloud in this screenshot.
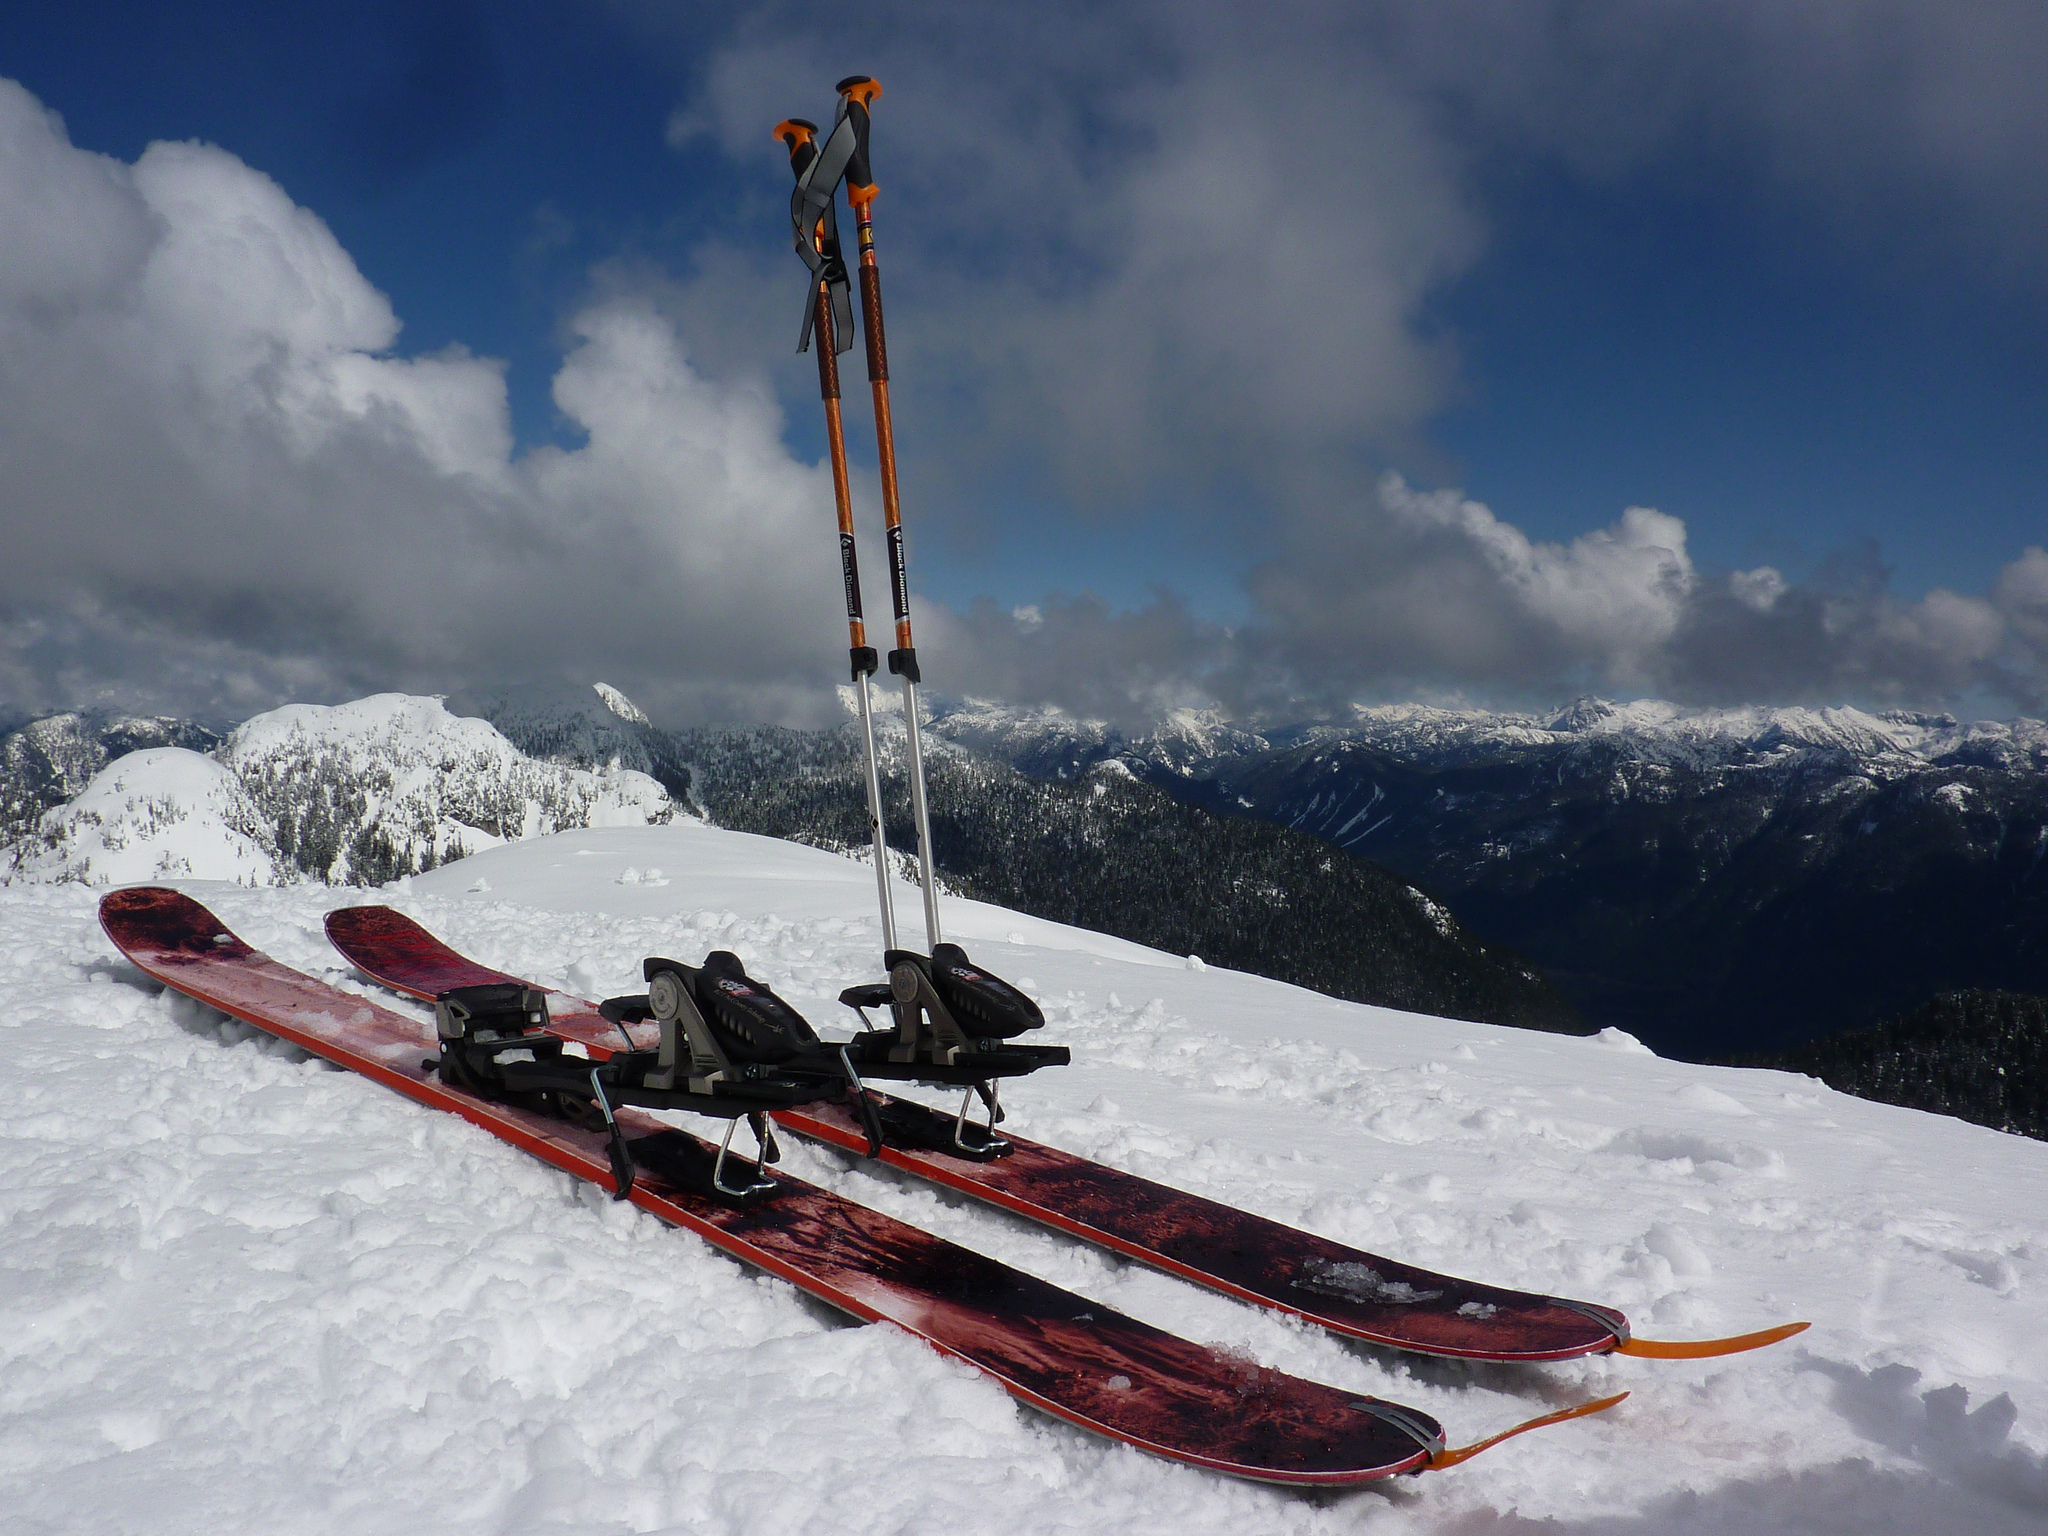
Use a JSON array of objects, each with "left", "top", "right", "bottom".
[
  {"left": 0, "top": 78, "right": 845, "bottom": 723},
  {"left": 1730, "top": 566, "right": 1788, "bottom": 613},
  {"left": 1378, "top": 475, "right": 1694, "bottom": 667}
]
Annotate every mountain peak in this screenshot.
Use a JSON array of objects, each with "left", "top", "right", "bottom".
[{"left": 593, "top": 682, "right": 649, "bottom": 725}]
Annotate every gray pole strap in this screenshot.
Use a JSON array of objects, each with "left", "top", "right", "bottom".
[{"left": 789, "top": 115, "right": 859, "bottom": 354}]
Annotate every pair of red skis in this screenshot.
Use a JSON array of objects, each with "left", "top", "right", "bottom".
[{"left": 102, "top": 886, "right": 1804, "bottom": 1486}]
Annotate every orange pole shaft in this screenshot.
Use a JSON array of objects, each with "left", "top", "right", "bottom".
[
  {"left": 813, "top": 280, "right": 869, "bottom": 653},
  {"left": 852, "top": 202, "right": 915, "bottom": 654}
]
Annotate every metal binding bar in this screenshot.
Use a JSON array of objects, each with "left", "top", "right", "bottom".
[{"left": 711, "top": 1117, "right": 779, "bottom": 1200}]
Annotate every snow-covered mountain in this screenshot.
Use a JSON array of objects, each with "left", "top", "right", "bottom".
[
  {"left": 7, "top": 747, "right": 280, "bottom": 886},
  {"left": 920, "top": 693, "right": 2048, "bottom": 780},
  {"left": 3, "top": 828, "right": 2043, "bottom": 1532},
  {"left": 1303, "top": 697, "right": 2048, "bottom": 775},
  {"left": 4, "top": 694, "right": 678, "bottom": 888},
  {"left": 917, "top": 696, "right": 1268, "bottom": 780},
  {"left": 914, "top": 695, "right": 2048, "bottom": 1059},
  {"left": 0, "top": 709, "right": 224, "bottom": 844}
]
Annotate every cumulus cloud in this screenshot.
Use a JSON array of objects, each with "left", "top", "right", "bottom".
[
  {"left": 673, "top": 2, "right": 1483, "bottom": 506},
  {"left": 652, "top": 1, "right": 2048, "bottom": 718},
  {"left": 0, "top": 79, "right": 845, "bottom": 723}
]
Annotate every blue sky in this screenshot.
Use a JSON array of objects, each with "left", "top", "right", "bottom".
[{"left": 1, "top": 1, "right": 2044, "bottom": 723}]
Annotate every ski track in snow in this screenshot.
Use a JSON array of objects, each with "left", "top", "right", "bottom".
[{"left": 1, "top": 823, "right": 2045, "bottom": 1533}]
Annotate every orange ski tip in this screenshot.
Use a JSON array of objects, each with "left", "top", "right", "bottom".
[
  {"left": 1615, "top": 1320, "right": 1809, "bottom": 1359},
  {"left": 1428, "top": 1391, "right": 1629, "bottom": 1470}
]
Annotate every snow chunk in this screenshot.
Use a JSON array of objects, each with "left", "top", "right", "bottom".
[
  {"left": 1290, "top": 1258, "right": 1444, "bottom": 1306},
  {"left": 1590, "top": 1026, "right": 1655, "bottom": 1055},
  {"left": 1676, "top": 1082, "right": 1754, "bottom": 1116}
]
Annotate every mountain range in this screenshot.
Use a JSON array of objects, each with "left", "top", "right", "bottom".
[
  {"left": 0, "top": 688, "right": 1574, "bottom": 1035},
  {"left": 916, "top": 696, "right": 2048, "bottom": 1060},
  {"left": 5, "top": 684, "right": 2044, "bottom": 1123}
]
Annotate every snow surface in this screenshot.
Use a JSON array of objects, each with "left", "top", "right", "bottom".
[{"left": 4, "top": 822, "right": 2046, "bottom": 1533}]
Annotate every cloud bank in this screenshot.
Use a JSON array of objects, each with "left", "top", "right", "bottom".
[
  {"left": 0, "top": 78, "right": 843, "bottom": 723},
  {"left": 3, "top": 0, "right": 2048, "bottom": 728}
]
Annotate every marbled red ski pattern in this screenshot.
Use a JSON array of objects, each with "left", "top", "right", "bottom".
[
  {"left": 324, "top": 905, "right": 1627, "bottom": 1362},
  {"left": 106, "top": 888, "right": 1436, "bottom": 1485}
]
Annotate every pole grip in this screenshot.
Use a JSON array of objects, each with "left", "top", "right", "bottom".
[
  {"left": 773, "top": 118, "right": 819, "bottom": 178},
  {"left": 835, "top": 76, "right": 881, "bottom": 207}
]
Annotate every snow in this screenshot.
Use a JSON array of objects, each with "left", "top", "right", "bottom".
[{"left": 4, "top": 821, "right": 2046, "bottom": 1533}]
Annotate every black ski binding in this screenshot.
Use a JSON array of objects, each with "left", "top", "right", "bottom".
[
  {"left": 835, "top": 943, "right": 1068, "bottom": 1160},
  {"left": 429, "top": 956, "right": 861, "bottom": 1204}
]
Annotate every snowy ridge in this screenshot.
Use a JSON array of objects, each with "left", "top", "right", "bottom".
[
  {"left": 911, "top": 693, "right": 2048, "bottom": 779},
  {"left": 592, "top": 681, "right": 649, "bottom": 726},
  {"left": 911, "top": 695, "right": 1271, "bottom": 780},
  {"left": 4, "top": 748, "right": 280, "bottom": 886},
  {"left": 4, "top": 826, "right": 2045, "bottom": 1531},
  {"left": 5, "top": 694, "right": 680, "bottom": 887},
  {"left": 1317, "top": 697, "right": 2048, "bottom": 773}
]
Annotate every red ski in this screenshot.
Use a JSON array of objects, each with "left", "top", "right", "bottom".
[
  {"left": 104, "top": 887, "right": 1630, "bottom": 1485},
  {"left": 324, "top": 904, "right": 1806, "bottom": 1365}
]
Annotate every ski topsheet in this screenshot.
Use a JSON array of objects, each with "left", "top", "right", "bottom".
[
  {"left": 104, "top": 887, "right": 1628, "bottom": 1485},
  {"left": 323, "top": 905, "right": 1805, "bottom": 1366}
]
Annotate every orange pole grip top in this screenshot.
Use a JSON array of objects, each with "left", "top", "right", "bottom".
[
  {"left": 773, "top": 118, "right": 817, "bottom": 153},
  {"left": 836, "top": 75, "right": 882, "bottom": 108}
]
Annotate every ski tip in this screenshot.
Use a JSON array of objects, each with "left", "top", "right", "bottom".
[
  {"left": 1615, "top": 1320, "right": 1809, "bottom": 1359},
  {"left": 1427, "top": 1390, "right": 1629, "bottom": 1471}
]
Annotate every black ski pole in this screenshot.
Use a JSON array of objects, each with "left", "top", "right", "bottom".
[
  {"left": 775, "top": 115, "right": 899, "bottom": 952},
  {"left": 834, "top": 74, "right": 943, "bottom": 951}
]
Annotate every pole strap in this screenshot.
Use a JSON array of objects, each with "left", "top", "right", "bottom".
[{"left": 789, "top": 115, "right": 859, "bottom": 355}]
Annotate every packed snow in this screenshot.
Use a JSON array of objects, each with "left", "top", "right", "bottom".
[{"left": 3, "top": 820, "right": 2045, "bottom": 1533}]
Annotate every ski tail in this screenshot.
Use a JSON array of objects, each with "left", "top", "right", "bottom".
[
  {"left": 1616, "top": 1321, "right": 1809, "bottom": 1359},
  {"left": 1427, "top": 1391, "right": 1629, "bottom": 1470}
]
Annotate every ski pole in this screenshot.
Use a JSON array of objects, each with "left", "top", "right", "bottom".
[
  {"left": 776, "top": 115, "right": 898, "bottom": 953},
  {"left": 834, "top": 74, "right": 944, "bottom": 951}
]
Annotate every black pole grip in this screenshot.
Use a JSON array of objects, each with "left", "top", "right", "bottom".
[
  {"left": 773, "top": 118, "right": 819, "bottom": 179},
  {"left": 835, "top": 77, "right": 879, "bottom": 201}
]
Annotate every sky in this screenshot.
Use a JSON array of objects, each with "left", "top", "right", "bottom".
[{"left": 0, "top": 0, "right": 2044, "bottom": 727}]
